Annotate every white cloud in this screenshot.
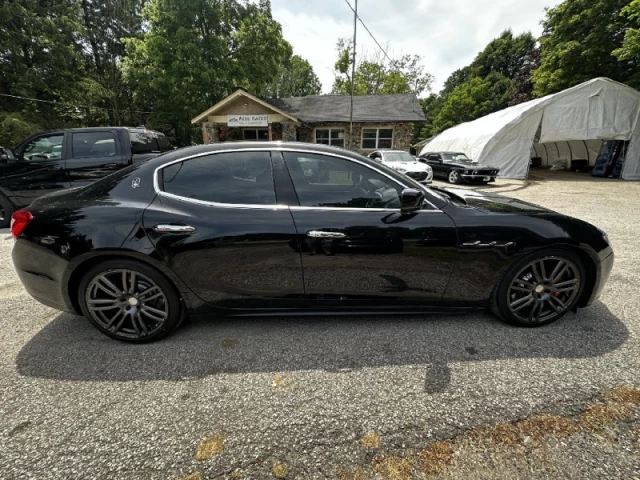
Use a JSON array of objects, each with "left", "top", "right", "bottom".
[{"left": 271, "top": 0, "right": 563, "bottom": 95}]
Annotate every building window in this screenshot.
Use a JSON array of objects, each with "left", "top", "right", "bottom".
[
  {"left": 243, "top": 128, "right": 269, "bottom": 141},
  {"left": 362, "top": 128, "right": 393, "bottom": 149},
  {"left": 315, "top": 128, "right": 345, "bottom": 148}
]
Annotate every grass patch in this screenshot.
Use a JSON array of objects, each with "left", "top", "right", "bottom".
[
  {"left": 272, "top": 462, "right": 289, "bottom": 478},
  {"left": 418, "top": 440, "right": 454, "bottom": 476},
  {"left": 178, "top": 473, "right": 202, "bottom": 480},
  {"left": 195, "top": 433, "right": 225, "bottom": 460},
  {"left": 517, "top": 414, "right": 580, "bottom": 440},
  {"left": 580, "top": 402, "right": 633, "bottom": 430},
  {"left": 470, "top": 423, "right": 521, "bottom": 446},
  {"left": 360, "top": 432, "right": 381, "bottom": 449},
  {"left": 603, "top": 386, "right": 640, "bottom": 405},
  {"left": 372, "top": 455, "right": 414, "bottom": 480},
  {"left": 337, "top": 467, "right": 369, "bottom": 480}
]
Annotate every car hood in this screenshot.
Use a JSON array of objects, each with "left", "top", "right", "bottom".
[
  {"left": 438, "top": 187, "right": 553, "bottom": 214},
  {"left": 385, "top": 161, "right": 429, "bottom": 172}
]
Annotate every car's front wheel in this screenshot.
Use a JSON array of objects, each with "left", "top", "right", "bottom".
[
  {"left": 447, "top": 170, "right": 461, "bottom": 184},
  {"left": 78, "top": 260, "right": 183, "bottom": 343},
  {"left": 490, "top": 249, "right": 585, "bottom": 327}
]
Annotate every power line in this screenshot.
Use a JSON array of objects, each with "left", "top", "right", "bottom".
[
  {"left": 0, "top": 93, "right": 161, "bottom": 115},
  {"left": 343, "top": 0, "right": 394, "bottom": 65}
]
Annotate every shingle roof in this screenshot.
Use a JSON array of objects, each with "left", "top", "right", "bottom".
[{"left": 265, "top": 93, "right": 426, "bottom": 124}]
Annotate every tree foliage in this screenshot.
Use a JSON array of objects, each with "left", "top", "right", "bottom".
[
  {"left": 261, "top": 55, "right": 322, "bottom": 98},
  {"left": 533, "top": 0, "right": 640, "bottom": 95},
  {"left": 332, "top": 38, "right": 433, "bottom": 95},
  {"left": 614, "top": 0, "right": 640, "bottom": 62},
  {"left": 0, "top": 0, "right": 321, "bottom": 146},
  {"left": 415, "top": 30, "right": 536, "bottom": 142},
  {"left": 122, "top": 0, "right": 295, "bottom": 145}
]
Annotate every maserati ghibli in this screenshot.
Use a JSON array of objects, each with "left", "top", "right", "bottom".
[{"left": 11, "top": 142, "right": 613, "bottom": 342}]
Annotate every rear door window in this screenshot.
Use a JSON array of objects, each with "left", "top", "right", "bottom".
[
  {"left": 161, "top": 151, "right": 276, "bottom": 205},
  {"left": 72, "top": 132, "right": 117, "bottom": 159}
]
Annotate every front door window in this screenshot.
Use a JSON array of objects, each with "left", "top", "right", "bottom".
[
  {"left": 21, "top": 134, "right": 64, "bottom": 161},
  {"left": 283, "top": 152, "right": 402, "bottom": 209}
]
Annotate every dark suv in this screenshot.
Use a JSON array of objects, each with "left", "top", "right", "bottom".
[{"left": 0, "top": 127, "right": 171, "bottom": 227}]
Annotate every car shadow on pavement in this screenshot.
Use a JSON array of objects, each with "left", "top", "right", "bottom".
[{"left": 16, "top": 301, "right": 627, "bottom": 392}]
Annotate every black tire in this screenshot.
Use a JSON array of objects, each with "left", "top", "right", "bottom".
[
  {"left": 447, "top": 170, "right": 461, "bottom": 184},
  {"left": 490, "top": 248, "right": 586, "bottom": 327},
  {"left": 0, "top": 194, "right": 15, "bottom": 229},
  {"left": 78, "top": 259, "right": 183, "bottom": 343}
]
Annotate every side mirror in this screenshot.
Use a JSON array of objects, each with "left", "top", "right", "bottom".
[
  {"left": 0, "top": 147, "right": 16, "bottom": 163},
  {"left": 400, "top": 188, "right": 424, "bottom": 213}
]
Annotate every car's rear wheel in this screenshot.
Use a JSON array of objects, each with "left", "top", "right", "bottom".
[
  {"left": 0, "top": 194, "right": 15, "bottom": 229},
  {"left": 78, "top": 260, "right": 183, "bottom": 343},
  {"left": 490, "top": 249, "right": 585, "bottom": 327},
  {"left": 447, "top": 170, "right": 461, "bottom": 184}
]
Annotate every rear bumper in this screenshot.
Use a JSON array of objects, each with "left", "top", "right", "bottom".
[{"left": 12, "top": 239, "right": 76, "bottom": 314}]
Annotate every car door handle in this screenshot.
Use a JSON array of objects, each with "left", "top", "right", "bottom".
[
  {"left": 307, "top": 230, "right": 346, "bottom": 238},
  {"left": 153, "top": 224, "right": 196, "bottom": 233}
]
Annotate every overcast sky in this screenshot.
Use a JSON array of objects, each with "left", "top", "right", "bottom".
[{"left": 270, "top": 0, "right": 563, "bottom": 95}]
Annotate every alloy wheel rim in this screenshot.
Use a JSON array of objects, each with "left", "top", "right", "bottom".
[
  {"left": 507, "top": 256, "right": 581, "bottom": 324},
  {"left": 449, "top": 171, "right": 458, "bottom": 182},
  {"left": 85, "top": 269, "right": 169, "bottom": 339}
]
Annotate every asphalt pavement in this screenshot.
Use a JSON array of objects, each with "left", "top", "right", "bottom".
[{"left": 0, "top": 170, "right": 639, "bottom": 479}]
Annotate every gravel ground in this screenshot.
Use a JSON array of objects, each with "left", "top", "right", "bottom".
[{"left": 0, "top": 169, "right": 639, "bottom": 479}]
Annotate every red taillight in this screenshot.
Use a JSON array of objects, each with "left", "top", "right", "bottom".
[{"left": 11, "top": 209, "right": 33, "bottom": 239}]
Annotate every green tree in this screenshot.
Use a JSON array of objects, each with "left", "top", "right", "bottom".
[
  {"left": 471, "top": 30, "right": 536, "bottom": 79},
  {"left": 331, "top": 38, "right": 433, "bottom": 95},
  {"left": 123, "top": 0, "right": 292, "bottom": 145},
  {"left": 533, "top": 0, "right": 638, "bottom": 96},
  {"left": 0, "top": 0, "right": 91, "bottom": 135},
  {"left": 78, "top": 0, "right": 146, "bottom": 126},
  {"left": 614, "top": 0, "right": 640, "bottom": 63},
  {"left": 415, "top": 30, "right": 536, "bottom": 141},
  {"left": 261, "top": 55, "right": 322, "bottom": 98},
  {"left": 432, "top": 73, "right": 512, "bottom": 133}
]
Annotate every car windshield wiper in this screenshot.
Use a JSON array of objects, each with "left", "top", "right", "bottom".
[{"left": 429, "top": 186, "right": 468, "bottom": 205}]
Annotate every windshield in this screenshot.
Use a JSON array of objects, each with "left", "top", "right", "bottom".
[
  {"left": 442, "top": 153, "right": 471, "bottom": 163},
  {"left": 383, "top": 152, "right": 415, "bottom": 163}
]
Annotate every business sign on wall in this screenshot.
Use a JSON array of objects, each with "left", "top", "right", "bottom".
[{"left": 227, "top": 115, "right": 268, "bottom": 127}]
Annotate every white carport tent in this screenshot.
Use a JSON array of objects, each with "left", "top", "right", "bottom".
[{"left": 419, "top": 78, "right": 640, "bottom": 180}]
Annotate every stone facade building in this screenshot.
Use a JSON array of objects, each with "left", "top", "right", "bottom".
[{"left": 192, "top": 89, "right": 425, "bottom": 155}]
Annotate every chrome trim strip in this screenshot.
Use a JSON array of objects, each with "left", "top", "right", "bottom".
[
  {"left": 307, "top": 230, "right": 347, "bottom": 238},
  {"left": 153, "top": 224, "right": 197, "bottom": 233},
  {"left": 153, "top": 146, "right": 441, "bottom": 211},
  {"left": 289, "top": 205, "right": 444, "bottom": 213}
]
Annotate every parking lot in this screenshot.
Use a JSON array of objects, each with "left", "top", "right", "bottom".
[{"left": 1, "top": 170, "right": 639, "bottom": 479}]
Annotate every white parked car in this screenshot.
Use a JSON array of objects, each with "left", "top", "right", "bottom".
[{"left": 368, "top": 150, "right": 433, "bottom": 184}]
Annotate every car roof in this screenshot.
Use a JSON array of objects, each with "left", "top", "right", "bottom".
[
  {"left": 142, "top": 141, "right": 381, "bottom": 168},
  {"left": 25, "top": 126, "right": 165, "bottom": 136}
]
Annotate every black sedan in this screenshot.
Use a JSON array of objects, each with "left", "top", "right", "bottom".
[
  {"left": 11, "top": 142, "right": 613, "bottom": 343},
  {"left": 419, "top": 152, "right": 500, "bottom": 184}
]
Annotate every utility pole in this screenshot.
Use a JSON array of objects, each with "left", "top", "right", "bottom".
[{"left": 349, "top": 0, "right": 358, "bottom": 146}]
